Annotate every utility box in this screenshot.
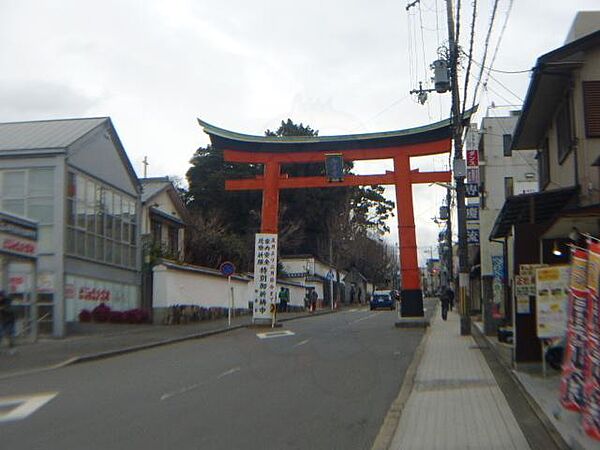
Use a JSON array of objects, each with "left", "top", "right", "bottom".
[{"left": 432, "top": 60, "right": 450, "bottom": 93}]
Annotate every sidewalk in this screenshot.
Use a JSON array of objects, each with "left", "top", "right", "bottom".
[
  {"left": 389, "top": 310, "right": 531, "bottom": 450},
  {"left": 0, "top": 308, "right": 334, "bottom": 380}
]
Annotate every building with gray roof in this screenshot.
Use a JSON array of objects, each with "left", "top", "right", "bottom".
[{"left": 0, "top": 117, "right": 141, "bottom": 337}]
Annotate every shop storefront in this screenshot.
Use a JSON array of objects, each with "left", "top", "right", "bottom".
[{"left": 0, "top": 211, "right": 38, "bottom": 340}]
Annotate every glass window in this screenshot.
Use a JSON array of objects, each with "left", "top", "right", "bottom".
[
  {"left": 3, "top": 171, "right": 25, "bottom": 197},
  {"left": 96, "top": 209, "right": 105, "bottom": 236},
  {"left": 114, "top": 243, "right": 122, "bottom": 266},
  {"left": 76, "top": 200, "right": 87, "bottom": 229},
  {"left": 504, "top": 177, "right": 514, "bottom": 198},
  {"left": 67, "top": 172, "right": 76, "bottom": 198},
  {"left": 29, "top": 168, "right": 54, "bottom": 197},
  {"left": 3, "top": 199, "right": 25, "bottom": 216},
  {"left": 95, "top": 237, "right": 104, "bottom": 261},
  {"left": 86, "top": 234, "right": 95, "bottom": 259},
  {"left": 130, "top": 223, "right": 136, "bottom": 245},
  {"left": 86, "top": 180, "right": 95, "bottom": 206},
  {"left": 67, "top": 199, "right": 75, "bottom": 225},
  {"left": 86, "top": 207, "right": 95, "bottom": 232},
  {"left": 28, "top": 197, "right": 54, "bottom": 224},
  {"left": 76, "top": 230, "right": 85, "bottom": 256},
  {"left": 106, "top": 213, "right": 114, "bottom": 239},
  {"left": 105, "top": 240, "right": 114, "bottom": 263},
  {"left": 129, "top": 246, "right": 136, "bottom": 268},
  {"left": 66, "top": 228, "right": 75, "bottom": 254},
  {"left": 502, "top": 134, "right": 512, "bottom": 157},
  {"left": 76, "top": 175, "right": 86, "bottom": 202},
  {"left": 114, "top": 195, "right": 122, "bottom": 242},
  {"left": 122, "top": 222, "right": 130, "bottom": 245}
]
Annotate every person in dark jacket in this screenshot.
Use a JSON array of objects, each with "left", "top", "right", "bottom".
[
  {"left": 446, "top": 287, "right": 455, "bottom": 311},
  {"left": 0, "top": 291, "right": 16, "bottom": 349},
  {"left": 440, "top": 289, "right": 450, "bottom": 321}
]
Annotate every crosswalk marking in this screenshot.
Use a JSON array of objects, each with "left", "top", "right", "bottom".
[
  {"left": 0, "top": 392, "right": 58, "bottom": 423},
  {"left": 256, "top": 330, "right": 295, "bottom": 339}
]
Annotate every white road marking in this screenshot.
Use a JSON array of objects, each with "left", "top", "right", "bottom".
[
  {"left": 256, "top": 330, "right": 295, "bottom": 339},
  {"left": 293, "top": 339, "right": 310, "bottom": 348},
  {"left": 349, "top": 312, "right": 378, "bottom": 325},
  {"left": 217, "top": 367, "right": 241, "bottom": 379},
  {"left": 160, "top": 383, "right": 201, "bottom": 401},
  {"left": 0, "top": 392, "right": 58, "bottom": 423},
  {"left": 160, "top": 367, "right": 242, "bottom": 401}
]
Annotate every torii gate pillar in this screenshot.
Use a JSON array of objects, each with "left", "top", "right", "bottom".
[{"left": 394, "top": 155, "right": 423, "bottom": 316}]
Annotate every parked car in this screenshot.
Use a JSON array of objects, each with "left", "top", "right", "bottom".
[{"left": 370, "top": 290, "right": 395, "bottom": 311}]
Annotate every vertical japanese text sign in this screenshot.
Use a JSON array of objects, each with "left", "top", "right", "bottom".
[{"left": 253, "top": 233, "right": 278, "bottom": 321}]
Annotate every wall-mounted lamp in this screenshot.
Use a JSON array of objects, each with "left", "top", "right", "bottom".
[
  {"left": 552, "top": 241, "right": 563, "bottom": 256},
  {"left": 569, "top": 227, "right": 580, "bottom": 242}
]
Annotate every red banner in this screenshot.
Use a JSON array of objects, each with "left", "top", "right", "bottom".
[
  {"left": 583, "top": 241, "right": 600, "bottom": 439},
  {"left": 560, "top": 248, "right": 588, "bottom": 411}
]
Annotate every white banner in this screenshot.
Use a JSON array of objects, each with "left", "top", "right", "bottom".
[{"left": 253, "top": 233, "right": 278, "bottom": 321}]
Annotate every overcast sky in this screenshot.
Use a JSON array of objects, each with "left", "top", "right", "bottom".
[{"left": 1, "top": 0, "right": 598, "bottom": 264}]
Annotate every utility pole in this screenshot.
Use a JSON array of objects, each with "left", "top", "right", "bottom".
[
  {"left": 445, "top": 0, "right": 470, "bottom": 335},
  {"left": 142, "top": 156, "right": 149, "bottom": 178},
  {"left": 445, "top": 187, "right": 453, "bottom": 290}
]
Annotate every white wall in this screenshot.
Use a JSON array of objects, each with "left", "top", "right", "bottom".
[{"left": 153, "top": 263, "right": 306, "bottom": 309}]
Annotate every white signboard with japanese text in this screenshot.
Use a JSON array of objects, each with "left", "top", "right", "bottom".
[
  {"left": 535, "top": 265, "right": 570, "bottom": 339},
  {"left": 253, "top": 233, "right": 278, "bottom": 321}
]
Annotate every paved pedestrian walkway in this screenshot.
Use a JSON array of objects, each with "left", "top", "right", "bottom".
[
  {"left": 390, "top": 310, "right": 531, "bottom": 450},
  {"left": 0, "top": 308, "right": 334, "bottom": 380}
]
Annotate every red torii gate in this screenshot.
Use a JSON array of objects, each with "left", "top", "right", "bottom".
[{"left": 199, "top": 116, "right": 462, "bottom": 316}]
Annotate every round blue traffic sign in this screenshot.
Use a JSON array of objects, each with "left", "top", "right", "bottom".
[{"left": 219, "top": 261, "right": 236, "bottom": 277}]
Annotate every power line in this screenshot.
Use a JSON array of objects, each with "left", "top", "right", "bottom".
[
  {"left": 471, "top": 0, "right": 500, "bottom": 109},
  {"left": 461, "top": 49, "right": 532, "bottom": 74},
  {"left": 485, "top": 71, "right": 524, "bottom": 102},
  {"left": 461, "top": 0, "right": 478, "bottom": 117},
  {"left": 483, "top": 0, "right": 515, "bottom": 86}
]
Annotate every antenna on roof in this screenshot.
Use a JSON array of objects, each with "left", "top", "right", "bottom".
[{"left": 142, "top": 156, "right": 149, "bottom": 178}]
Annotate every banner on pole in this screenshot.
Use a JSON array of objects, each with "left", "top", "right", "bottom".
[
  {"left": 560, "top": 248, "right": 588, "bottom": 412},
  {"left": 253, "top": 233, "right": 278, "bottom": 321}
]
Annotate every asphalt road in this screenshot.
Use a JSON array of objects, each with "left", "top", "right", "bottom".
[{"left": 0, "top": 305, "right": 430, "bottom": 450}]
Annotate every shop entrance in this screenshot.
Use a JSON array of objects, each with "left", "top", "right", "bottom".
[{"left": 0, "top": 211, "right": 39, "bottom": 341}]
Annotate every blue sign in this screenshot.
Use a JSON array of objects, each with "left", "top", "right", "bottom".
[
  {"left": 219, "top": 261, "right": 236, "bottom": 277},
  {"left": 466, "top": 205, "right": 480, "bottom": 221}
]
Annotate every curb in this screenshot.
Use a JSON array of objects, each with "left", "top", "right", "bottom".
[
  {"left": 472, "top": 323, "right": 569, "bottom": 450},
  {"left": 370, "top": 309, "right": 434, "bottom": 450},
  {"left": 0, "top": 308, "right": 342, "bottom": 381}
]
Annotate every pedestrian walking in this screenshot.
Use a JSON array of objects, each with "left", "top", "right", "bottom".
[
  {"left": 446, "top": 287, "right": 455, "bottom": 311},
  {"left": 309, "top": 289, "right": 318, "bottom": 313},
  {"left": 440, "top": 290, "right": 450, "bottom": 321},
  {"left": 278, "top": 287, "right": 289, "bottom": 313},
  {"left": 0, "top": 291, "right": 16, "bottom": 350}
]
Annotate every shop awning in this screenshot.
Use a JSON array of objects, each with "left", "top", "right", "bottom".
[{"left": 489, "top": 187, "right": 579, "bottom": 239}]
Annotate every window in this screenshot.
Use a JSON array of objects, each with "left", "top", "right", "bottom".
[
  {"left": 504, "top": 177, "right": 514, "bottom": 198},
  {"left": 503, "top": 134, "right": 512, "bottom": 157},
  {"left": 65, "top": 171, "right": 137, "bottom": 268},
  {"left": 0, "top": 168, "right": 55, "bottom": 253},
  {"left": 169, "top": 226, "right": 179, "bottom": 255},
  {"left": 556, "top": 99, "right": 573, "bottom": 163},
  {"left": 538, "top": 139, "right": 550, "bottom": 190},
  {"left": 583, "top": 81, "right": 600, "bottom": 138},
  {"left": 151, "top": 220, "right": 162, "bottom": 244}
]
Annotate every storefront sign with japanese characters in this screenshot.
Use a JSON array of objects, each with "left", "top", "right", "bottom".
[
  {"left": 467, "top": 228, "right": 480, "bottom": 244},
  {"left": 535, "top": 265, "right": 570, "bottom": 339},
  {"left": 253, "top": 233, "right": 278, "bottom": 321},
  {"left": 466, "top": 205, "right": 480, "bottom": 221},
  {"left": 465, "top": 183, "right": 479, "bottom": 197}
]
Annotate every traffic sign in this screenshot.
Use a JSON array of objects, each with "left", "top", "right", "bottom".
[{"left": 219, "top": 261, "right": 236, "bottom": 277}]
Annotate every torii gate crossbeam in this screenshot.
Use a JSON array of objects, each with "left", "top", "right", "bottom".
[{"left": 198, "top": 112, "right": 473, "bottom": 317}]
